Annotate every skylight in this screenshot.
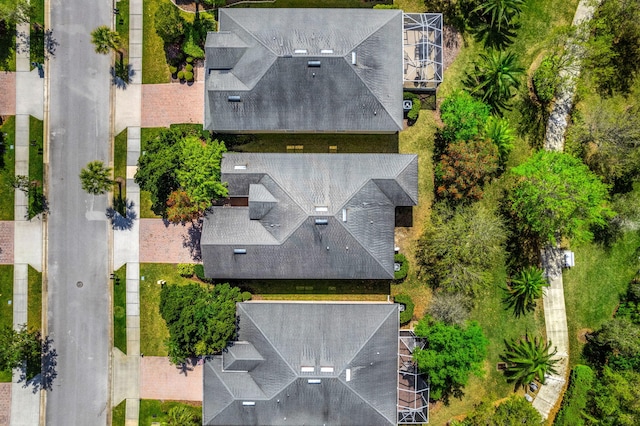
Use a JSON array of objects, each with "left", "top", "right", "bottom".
[{"left": 301, "top": 366, "right": 315, "bottom": 373}]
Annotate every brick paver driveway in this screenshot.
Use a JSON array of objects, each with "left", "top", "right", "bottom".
[
  {"left": 140, "top": 356, "right": 203, "bottom": 401},
  {"left": 139, "top": 219, "right": 201, "bottom": 263},
  {"left": 141, "top": 82, "right": 204, "bottom": 128},
  {"left": 0, "top": 383, "right": 10, "bottom": 425},
  {"left": 0, "top": 73, "right": 16, "bottom": 116},
  {"left": 0, "top": 222, "right": 14, "bottom": 264}
]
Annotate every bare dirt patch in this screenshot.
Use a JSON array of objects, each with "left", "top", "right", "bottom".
[{"left": 577, "top": 328, "right": 592, "bottom": 344}]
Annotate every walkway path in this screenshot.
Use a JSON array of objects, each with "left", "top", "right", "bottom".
[
  {"left": 111, "top": 0, "right": 143, "bottom": 424},
  {"left": 532, "top": 0, "right": 599, "bottom": 419},
  {"left": 10, "top": 11, "right": 43, "bottom": 426}
]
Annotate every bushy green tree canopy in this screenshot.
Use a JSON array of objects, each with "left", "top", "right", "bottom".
[
  {"left": 439, "top": 91, "right": 491, "bottom": 143},
  {"left": 455, "top": 395, "right": 543, "bottom": 426},
  {"left": 413, "top": 318, "right": 488, "bottom": 401},
  {"left": 467, "top": 50, "right": 524, "bottom": 113},
  {"left": 90, "top": 26, "right": 121, "bottom": 55},
  {"left": 159, "top": 283, "right": 242, "bottom": 365},
  {"left": 135, "top": 128, "right": 227, "bottom": 218},
  {"left": 0, "top": 325, "right": 42, "bottom": 379},
  {"left": 154, "top": 3, "right": 185, "bottom": 43},
  {"left": 509, "top": 150, "right": 614, "bottom": 244},
  {"left": 80, "top": 160, "right": 113, "bottom": 195},
  {"left": 416, "top": 203, "right": 507, "bottom": 296},
  {"left": 500, "top": 334, "right": 558, "bottom": 389}
]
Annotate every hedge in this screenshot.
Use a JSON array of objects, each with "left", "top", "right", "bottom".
[
  {"left": 395, "top": 293, "right": 415, "bottom": 325},
  {"left": 177, "top": 263, "right": 195, "bottom": 277},
  {"left": 554, "top": 365, "right": 595, "bottom": 426},
  {"left": 394, "top": 253, "right": 409, "bottom": 281}
]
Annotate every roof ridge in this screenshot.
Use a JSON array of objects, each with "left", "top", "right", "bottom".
[
  {"left": 237, "top": 304, "right": 298, "bottom": 397},
  {"left": 220, "top": 11, "right": 278, "bottom": 91},
  {"left": 338, "top": 305, "right": 397, "bottom": 425},
  {"left": 257, "top": 174, "right": 308, "bottom": 244},
  {"left": 335, "top": 179, "right": 395, "bottom": 278},
  {"left": 204, "top": 359, "right": 237, "bottom": 424},
  {"left": 345, "top": 11, "right": 404, "bottom": 130},
  {"left": 373, "top": 155, "right": 418, "bottom": 205}
]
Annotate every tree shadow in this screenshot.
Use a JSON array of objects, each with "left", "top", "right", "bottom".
[
  {"left": 181, "top": 220, "right": 202, "bottom": 262},
  {"left": 19, "top": 334, "right": 57, "bottom": 393},
  {"left": 106, "top": 198, "right": 137, "bottom": 230},
  {"left": 111, "top": 53, "right": 135, "bottom": 89},
  {"left": 176, "top": 357, "right": 198, "bottom": 376}
]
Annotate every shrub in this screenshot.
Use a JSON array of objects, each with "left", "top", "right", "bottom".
[
  {"left": 241, "top": 291, "right": 252, "bottom": 301},
  {"left": 533, "top": 56, "right": 557, "bottom": 104},
  {"left": 194, "top": 264, "right": 206, "bottom": 280},
  {"left": 169, "top": 65, "right": 177, "bottom": 75},
  {"left": 177, "top": 70, "right": 185, "bottom": 80},
  {"left": 177, "top": 263, "right": 195, "bottom": 277},
  {"left": 403, "top": 92, "right": 421, "bottom": 125},
  {"left": 185, "top": 63, "right": 193, "bottom": 72},
  {"left": 428, "top": 292, "right": 472, "bottom": 326},
  {"left": 182, "top": 26, "right": 205, "bottom": 59},
  {"left": 554, "top": 365, "right": 595, "bottom": 426},
  {"left": 186, "top": 56, "right": 194, "bottom": 64},
  {"left": 184, "top": 71, "right": 194, "bottom": 82},
  {"left": 394, "top": 294, "right": 415, "bottom": 325},
  {"left": 394, "top": 253, "right": 409, "bottom": 281}
]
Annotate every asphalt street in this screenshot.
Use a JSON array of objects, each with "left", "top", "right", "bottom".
[{"left": 46, "top": 0, "right": 112, "bottom": 423}]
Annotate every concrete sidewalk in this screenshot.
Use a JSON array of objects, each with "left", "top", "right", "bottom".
[
  {"left": 110, "top": 0, "right": 143, "bottom": 424},
  {"left": 9, "top": 15, "right": 43, "bottom": 426}
]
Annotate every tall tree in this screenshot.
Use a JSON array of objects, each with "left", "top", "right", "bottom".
[
  {"left": 159, "top": 283, "right": 242, "bottom": 365},
  {"left": 503, "top": 266, "right": 548, "bottom": 317},
  {"left": 509, "top": 150, "right": 614, "bottom": 244},
  {"left": 90, "top": 25, "right": 121, "bottom": 55},
  {"left": 500, "top": 334, "right": 558, "bottom": 389},
  {"left": 0, "top": 325, "right": 42, "bottom": 380},
  {"left": 471, "top": 0, "right": 524, "bottom": 48},
  {"left": 79, "top": 160, "right": 113, "bottom": 195},
  {"left": 467, "top": 50, "right": 524, "bottom": 113},
  {"left": 439, "top": 91, "right": 491, "bottom": 143},
  {"left": 435, "top": 137, "right": 499, "bottom": 203},
  {"left": 413, "top": 317, "right": 488, "bottom": 402},
  {"left": 154, "top": 3, "right": 185, "bottom": 43},
  {"left": 0, "top": 0, "right": 30, "bottom": 34},
  {"left": 416, "top": 203, "right": 507, "bottom": 296},
  {"left": 176, "top": 136, "right": 227, "bottom": 208}
]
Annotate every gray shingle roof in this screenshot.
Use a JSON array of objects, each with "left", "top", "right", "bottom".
[
  {"left": 203, "top": 302, "right": 399, "bottom": 426},
  {"left": 201, "top": 153, "right": 418, "bottom": 279},
  {"left": 204, "top": 9, "right": 404, "bottom": 133}
]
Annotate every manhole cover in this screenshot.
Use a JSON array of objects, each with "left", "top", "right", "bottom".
[{"left": 76, "top": 281, "right": 83, "bottom": 288}]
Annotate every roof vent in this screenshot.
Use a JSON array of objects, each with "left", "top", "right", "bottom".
[
  {"left": 346, "top": 369, "right": 351, "bottom": 382},
  {"left": 228, "top": 96, "right": 241, "bottom": 102},
  {"left": 301, "top": 366, "right": 314, "bottom": 373},
  {"left": 320, "top": 366, "right": 334, "bottom": 373},
  {"left": 308, "top": 60, "right": 321, "bottom": 67},
  {"left": 320, "top": 49, "right": 334, "bottom": 54},
  {"left": 233, "top": 249, "right": 247, "bottom": 254},
  {"left": 294, "top": 49, "right": 308, "bottom": 54},
  {"left": 315, "top": 206, "right": 328, "bottom": 212},
  {"left": 342, "top": 209, "right": 347, "bottom": 222},
  {"left": 242, "top": 401, "right": 255, "bottom": 406},
  {"left": 351, "top": 52, "right": 356, "bottom": 65},
  {"left": 315, "top": 219, "right": 328, "bottom": 225},
  {"left": 234, "top": 165, "right": 247, "bottom": 170},
  {"left": 308, "top": 379, "right": 321, "bottom": 384}
]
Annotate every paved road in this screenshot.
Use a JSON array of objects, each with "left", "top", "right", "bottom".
[{"left": 46, "top": 0, "right": 112, "bottom": 423}]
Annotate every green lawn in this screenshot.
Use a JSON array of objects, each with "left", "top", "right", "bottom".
[
  {"left": 29, "top": 0, "right": 45, "bottom": 65},
  {"left": 563, "top": 230, "right": 640, "bottom": 368},
  {"left": 0, "top": 117, "right": 16, "bottom": 220},
  {"left": 139, "top": 400, "right": 201, "bottom": 426},
  {"left": 140, "top": 263, "right": 201, "bottom": 356},
  {"left": 142, "top": 0, "right": 171, "bottom": 83},
  {"left": 112, "top": 399, "right": 126, "bottom": 426},
  {"left": 114, "top": 128, "right": 127, "bottom": 202},
  {"left": 228, "top": 133, "right": 399, "bottom": 153},
  {"left": 114, "top": 264, "right": 127, "bottom": 354},
  {"left": 116, "top": 0, "right": 130, "bottom": 55},
  {"left": 29, "top": 116, "right": 43, "bottom": 185},
  {"left": 236, "top": 0, "right": 389, "bottom": 8},
  {"left": 27, "top": 265, "right": 41, "bottom": 331},
  {"left": 0, "top": 0, "right": 17, "bottom": 71},
  {"left": 0, "top": 265, "right": 13, "bottom": 382}
]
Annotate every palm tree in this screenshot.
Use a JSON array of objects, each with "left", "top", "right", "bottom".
[
  {"left": 472, "top": 0, "right": 524, "bottom": 48},
  {"left": 166, "top": 405, "right": 199, "bottom": 426},
  {"left": 80, "top": 160, "right": 113, "bottom": 195},
  {"left": 501, "top": 334, "right": 558, "bottom": 389},
  {"left": 90, "top": 25, "right": 121, "bottom": 55},
  {"left": 467, "top": 50, "right": 524, "bottom": 113},
  {"left": 503, "top": 266, "right": 548, "bottom": 317},
  {"left": 484, "top": 116, "right": 514, "bottom": 165}
]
